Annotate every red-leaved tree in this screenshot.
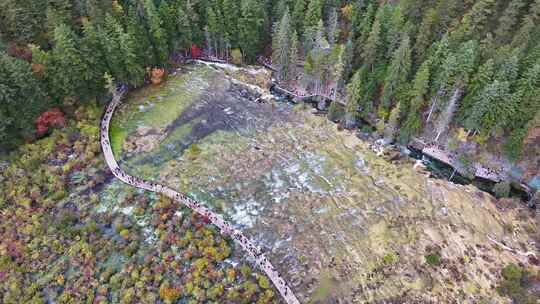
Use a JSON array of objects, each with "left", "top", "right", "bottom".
[
  {"left": 35, "top": 108, "right": 66, "bottom": 136},
  {"left": 191, "top": 43, "right": 202, "bottom": 59}
]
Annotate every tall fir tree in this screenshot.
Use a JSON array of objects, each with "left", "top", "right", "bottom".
[
  {"left": 0, "top": 0, "right": 48, "bottom": 45},
  {"left": 380, "top": 35, "right": 412, "bottom": 114},
  {"left": 239, "top": 0, "right": 266, "bottom": 61},
  {"left": 327, "top": 7, "right": 339, "bottom": 46},
  {"left": 363, "top": 11, "right": 382, "bottom": 71},
  {"left": 503, "top": 60, "right": 540, "bottom": 159},
  {"left": 85, "top": 0, "right": 112, "bottom": 25},
  {"left": 103, "top": 14, "right": 144, "bottom": 86},
  {"left": 337, "top": 38, "right": 354, "bottom": 91},
  {"left": 494, "top": 0, "right": 528, "bottom": 45},
  {"left": 158, "top": 0, "right": 178, "bottom": 54},
  {"left": 272, "top": 9, "right": 293, "bottom": 81},
  {"left": 510, "top": 60, "right": 540, "bottom": 130},
  {"left": 45, "top": 0, "right": 74, "bottom": 42},
  {"left": 127, "top": 6, "right": 154, "bottom": 68},
  {"left": 0, "top": 53, "right": 50, "bottom": 150},
  {"left": 289, "top": 29, "right": 300, "bottom": 81},
  {"left": 451, "top": 0, "right": 497, "bottom": 43},
  {"left": 176, "top": 4, "right": 193, "bottom": 52},
  {"left": 292, "top": 0, "right": 308, "bottom": 34},
  {"left": 80, "top": 20, "right": 108, "bottom": 99},
  {"left": 144, "top": 0, "right": 169, "bottom": 66},
  {"left": 352, "top": 3, "right": 377, "bottom": 69},
  {"left": 206, "top": 6, "right": 221, "bottom": 57},
  {"left": 349, "top": 65, "right": 376, "bottom": 117},
  {"left": 457, "top": 59, "right": 495, "bottom": 124},
  {"left": 49, "top": 24, "right": 89, "bottom": 101},
  {"left": 303, "top": 0, "right": 323, "bottom": 30},
  {"left": 222, "top": 0, "right": 239, "bottom": 47},
  {"left": 384, "top": 102, "right": 401, "bottom": 141},
  {"left": 413, "top": 8, "right": 439, "bottom": 64},
  {"left": 385, "top": 5, "right": 405, "bottom": 58},
  {"left": 400, "top": 61, "right": 430, "bottom": 142},
  {"left": 465, "top": 80, "right": 516, "bottom": 135},
  {"left": 346, "top": 69, "right": 362, "bottom": 116},
  {"left": 511, "top": 0, "right": 540, "bottom": 50}
]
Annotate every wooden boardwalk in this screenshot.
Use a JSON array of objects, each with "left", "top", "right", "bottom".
[
  {"left": 258, "top": 57, "right": 346, "bottom": 106},
  {"left": 100, "top": 88, "right": 300, "bottom": 304},
  {"left": 271, "top": 83, "right": 346, "bottom": 106}
]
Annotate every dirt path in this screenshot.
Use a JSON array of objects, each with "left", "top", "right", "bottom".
[{"left": 100, "top": 88, "right": 300, "bottom": 304}]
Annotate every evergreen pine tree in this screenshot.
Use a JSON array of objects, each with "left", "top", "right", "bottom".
[
  {"left": 303, "top": 0, "right": 323, "bottom": 30},
  {"left": 400, "top": 61, "right": 430, "bottom": 142},
  {"left": 385, "top": 5, "right": 405, "bottom": 58},
  {"left": 337, "top": 38, "right": 354, "bottom": 91},
  {"left": 309, "top": 19, "right": 331, "bottom": 93},
  {"left": 46, "top": 0, "right": 74, "bottom": 41},
  {"left": 352, "top": 3, "right": 376, "bottom": 69},
  {"left": 127, "top": 6, "right": 154, "bottom": 68},
  {"left": 451, "top": 0, "right": 497, "bottom": 43},
  {"left": 49, "top": 24, "right": 89, "bottom": 101},
  {"left": 144, "top": 0, "right": 169, "bottom": 66},
  {"left": 103, "top": 14, "right": 144, "bottom": 86},
  {"left": 347, "top": 65, "right": 375, "bottom": 117},
  {"left": 457, "top": 59, "right": 495, "bottom": 124},
  {"left": 239, "top": 0, "right": 266, "bottom": 61},
  {"left": 511, "top": 61, "right": 540, "bottom": 129},
  {"left": 466, "top": 80, "right": 516, "bottom": 135},
  {"left": 463, "top": 55, "right": 519, "bottom": 135},
  {"left": 292, "top": 0, "right": 308, "bottom": 34},
  {"left": 206, "top": 6, "right": 221, "bottom": 57},
  {"left": 363, "top": 12, "right": 382, "bottom": 71},
  {"left": 494, "top": 0, "right": 527, "bottom": 45},
  {"left": 346, "top": 69, "right": 362, "bottom": 116},
  {"left": 176, "top": 5, "right": 193, "bottom": 52},
  {"left": 0, "top": 53, "right": 50, "bottom": 150},
  {"left": 289, "top": 29, "right": 300, "bottom": 81},
  {"left": 0, "top": 0, "right": 47, "bottom": 44},
  {"left": 222, "top": 0, "right": 239, "bottom": 47},
  {"left": 384, "top": 102, "right": 401, "bottom": 141},
  {"left": 433, "top": 40, "right": 478, "bottom": 96},
  {"left": 85, "top": 0, "right": 112, "bottom": 25},
  {"left": 343, "top": 69, "right": 362, "bottom": 129},
  {"left": 327, "top": 7, "right": 339, "bottom": 46},
  {"left": 103, "top": 14, "right": 129, "bottom": 82},
  {"left": 80, "top": 20, "right": 108, "bottom": 99},
  {"left": 511, "top": 0, "right": 540, "bottom": 50},
  {"left": 158, "top": 0, "right": 178, "bottom": 53},
  {"left": 380, "top": 35, "right": 412, "bottom": 114},
  {"left": 272, "top": 9, "right": 292, "bottom": 81},
  {"left": 413, "top": 8, "right": 438, "bottom": 64}
]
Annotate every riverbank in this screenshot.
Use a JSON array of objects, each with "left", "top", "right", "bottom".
[{"left": 269, "top": 92, "right": 537, "bottom": 206}]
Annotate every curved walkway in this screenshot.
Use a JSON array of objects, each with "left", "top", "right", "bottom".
[{"left": 100, "top": 88, "right": 300, "bottom": 304}]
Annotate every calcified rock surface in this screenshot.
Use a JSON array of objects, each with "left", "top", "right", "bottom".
[{"left": 111, "top": 63, "right": 539, "bottom": 303}]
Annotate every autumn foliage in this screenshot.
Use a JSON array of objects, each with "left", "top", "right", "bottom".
[
  {"left": 35, "top": 108, "right": 66, "bottom": 136},
  {"left": 191, "top": 43, "right": 202, "bottom": 59},
  {"left": 7, "top": 43, "right": 32, "bottom": 62},
  {"left": 150, "top": 68, "right": 165, "bottom": 85}
]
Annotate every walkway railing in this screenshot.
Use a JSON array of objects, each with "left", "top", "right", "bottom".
[
  {"left": 258, "top": 57, "right": 344, "bottom": 105},
  {"left": 101, "top": 86, "right": 300, "bottom": 303}
]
